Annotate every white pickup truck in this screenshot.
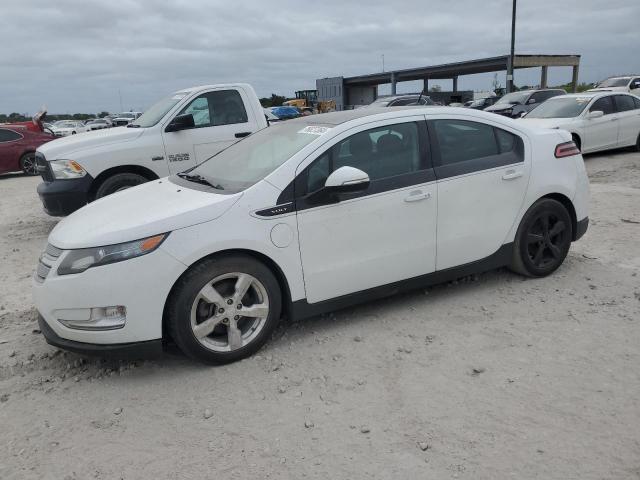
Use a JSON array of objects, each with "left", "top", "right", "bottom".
[{"left": 36, "top": 83, "right": 268, "bottom": 216}]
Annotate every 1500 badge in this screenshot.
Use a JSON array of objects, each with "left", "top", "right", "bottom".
[{"left": 168, "top": 153, "right": 190, "bottom": 163}]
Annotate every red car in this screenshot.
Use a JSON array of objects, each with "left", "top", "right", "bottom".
[{"left": 0, "top": 122, "right": 54, "bottom": 176}]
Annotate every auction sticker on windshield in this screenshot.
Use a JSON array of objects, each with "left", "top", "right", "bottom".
[{"left": 298, "top": 126, "right": 331, "bottom": 135}]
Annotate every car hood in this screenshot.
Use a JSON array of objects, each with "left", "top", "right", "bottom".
[
  {"left": 518, "top": 118, "right": 570, "bottom": 129},
  {"left": 37, "top": 126, "right": 144, "bottom": 159},
  {"left": 48, "top": 178, "right": 242, "bottom": 249},
  {"left": 484, "top": 103, "right": 517, "bottom": 112}
]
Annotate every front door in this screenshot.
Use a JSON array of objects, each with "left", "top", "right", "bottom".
[
  {"left": 583, "top": 96, "right": 619, "bottom": 152},
  {"left": 428, "top": 117, "right": 530, "bottom": 270},
  {"left": 162, "top": 89, "right": 254, "bottom": 174},
  {"left": 612, "top": 95, "right": 640, "bottom": 146},
  {"left": 295, "top": 119, "right": 437, "bottom": 303}
]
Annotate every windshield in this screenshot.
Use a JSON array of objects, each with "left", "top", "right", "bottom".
[
  {"left": 496, "top": 91, "right": 529, "bottom": 105},
  {"left": 597, "top": 77, "right": 630, "bottom": 88},
  {"left": 526, "top": 97, "right": 591, "bottom": 118},
  {"left": 131, "top": 93, "right": 186, "bottom": 127},
  {"left": 185, "top": 122, "right": 330, "bottom": 193}
]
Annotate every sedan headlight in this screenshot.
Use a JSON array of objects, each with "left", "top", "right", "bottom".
[
  {"left": 50, "top": 160, "right": 87, "bottom": 179},
  {"left": 57, "top": 233, "right": 168, "bottom": 275}
]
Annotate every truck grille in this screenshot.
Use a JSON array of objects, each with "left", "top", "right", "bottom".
[
  {"left": 35, "top": 243, "right": 63, "bottom": 283},
  {"left": 36, "top": 152, "right": 54, "bottom": 182}
]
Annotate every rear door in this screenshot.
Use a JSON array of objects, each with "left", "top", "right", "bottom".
[
  {"left": 612, "top": 95, "right": 640, "bottom": 146},
  {"left": 162, "top": 88, "right": 258, "bottom": 174},
  {"left": 0, "top": 128, "right": 24, "bottom": 173},
  {"left": 428, "top": 116, "right": 530, "bottom": 270},
  {"left": 583, "top": 96, "right": 619, "bottom": 152}
]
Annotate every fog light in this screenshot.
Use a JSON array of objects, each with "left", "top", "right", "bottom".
[{"left": 58, "top": 306, "right": 126, "bottom": 331}]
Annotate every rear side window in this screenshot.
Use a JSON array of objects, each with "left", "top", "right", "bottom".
[
  {"left": 0, "top": 128, "right": 23, "bottom": 142},
  {"left": 614, "top": 95, "right": 636, "bottom": 112},
  {"left": 590, "top": 96, "right": 615, "bottom": 115},
  {"left": 430, "top": 120, "right": 523, "bottom": 177},
  {"left": 178, "top": 89, "right": 248, "bottom": 128}
]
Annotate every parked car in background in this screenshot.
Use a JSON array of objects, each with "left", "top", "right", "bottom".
[
  {"left": 0, "top": 125, "right": 54, "bottom": 175},
  {"left": 86, "top": 118, "right": 112, "bottom": 130},
  {"left": 36, "top": 83, "right": 268, "bottom": 216},
  {"left": 466, "top": 96, "right": 501, "bottom": 110},
  {"left": 485, "top": 89, "right": 566, "bottom": 118},
  {"left": 33, "top": 106, "right": 589, "bottom": 364},
  {"left": 520, "top": 92, "right": 640, "bottom": 154},
  {"left": 588, "top": 76, "right": 640, "bottom": 95},
  {"left": 367, "top": 94, "right": 435, "bottom": 107},
  {"left": 264, "top": 108, "right": 281, "bottom": 122},
  {"left": 112, "top": 112, "right": 142, "bottom": 127},
  {"left": 51, "top": 120, "right": 89, "bottom": 137},
  {"left": 269, "top": 106, "right": 301, "bottom": 120}
]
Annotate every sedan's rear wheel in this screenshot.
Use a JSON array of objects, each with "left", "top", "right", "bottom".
[
  {"left": 20, "top": 152, "right": 38, "bottom": 176},
  {"left": 167, "top": 256, "right": 281, "bottom": 364},
  {"left": 510, "top": 198, "right": 572, "bottom": 277}
]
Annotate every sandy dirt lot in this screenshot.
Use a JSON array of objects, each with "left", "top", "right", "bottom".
[{"left": 1, "top": 150, "right": 639, "bottom": 480}]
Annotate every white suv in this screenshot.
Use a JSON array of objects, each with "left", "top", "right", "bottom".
[{"left": 33, "top": 107, "right": 589, "bottom": 364}]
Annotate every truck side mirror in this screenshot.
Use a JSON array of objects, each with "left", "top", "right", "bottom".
[{"left": 165, "top": 114, "right": 195, "bottom": 132}]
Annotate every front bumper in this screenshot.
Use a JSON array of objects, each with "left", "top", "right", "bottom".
[
  {"left": 37, "top": 174, "right": 93, "bottom": 216},
  {"left": 38, "top": 314, "right": 163, "bottom": 359}
]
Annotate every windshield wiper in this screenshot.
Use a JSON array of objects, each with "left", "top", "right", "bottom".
[{"left": 177, "top": 172, "right": 224, "bottom": 190}]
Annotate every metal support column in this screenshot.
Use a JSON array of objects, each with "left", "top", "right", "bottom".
[
  {"left": 452, "top": 76, "right": 458, "bottom": 92},
  {"left": 423, "top": 78, "right": 429, "bottom": 92},
  {"left": 571, "top": 65, "right": 579, "bottom": 93},
  {"left": 540, "top": 66, "right": 548, "bottom": 88},
  {"left": 390, "top": 72, "right": 397, "bottom": 95}
]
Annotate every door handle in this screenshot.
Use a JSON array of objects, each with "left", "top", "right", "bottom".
[
  {"left": 502, "top": 169, "right": 523, "bottom": 180},
  {"left": 235, "top": 131, "right": 252, "bottom": 138},
  {"left": 404, "top": 191, "right": 431, "bottom": 202}
]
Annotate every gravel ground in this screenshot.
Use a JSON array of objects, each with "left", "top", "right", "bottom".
[{"left": 1, "top": 150, "right": 639, "bottom": 480}]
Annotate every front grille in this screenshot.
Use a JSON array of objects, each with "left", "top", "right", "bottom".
[
  {"left": 35, "top": 243, "right": 63, "bottom": 283},
  {"left": 36, "top": 152, "right": 54, "bottom": 182}
]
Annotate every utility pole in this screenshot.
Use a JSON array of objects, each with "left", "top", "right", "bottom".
[
  {"left": 118, "top": 89, "right": 124, "bottom": 112},
  {"left": 507, "top": 0, "right": 517, "bottom": 93},
  {"left": 381, "top": 54, "right": 385, "bottom": 72}
]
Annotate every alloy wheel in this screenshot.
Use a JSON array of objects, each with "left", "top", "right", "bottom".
[
  {"left": 21, "top": 153, "right": 38, "bottom": 175},
  {"left": 525, "top": 212, "right": 567, "bottom": 269},
  {"left": 190, "top": 272, "right": 269, "bottom": 352}
]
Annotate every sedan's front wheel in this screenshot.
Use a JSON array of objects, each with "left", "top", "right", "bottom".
[
  {"left": 510, "top": 198, "right": 573, "bottom": 277},
  {"left": 167, "top": 255, "right": 281, "bottom": 364}
]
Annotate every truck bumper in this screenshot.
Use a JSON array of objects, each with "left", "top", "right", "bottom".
[{"left": 37, "top": 175, "right": 93, "bottom": 216}]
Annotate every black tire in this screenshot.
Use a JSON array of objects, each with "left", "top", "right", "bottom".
[
  {"left": 510, "top": 198, "right": 573, "bottom": 277},
  {"left": 167, "top": 255, "right": 282, "bottom": 364},
  {"left": 94, "top": 173, "right": 148, "bottom": 199},
  {"left": 19, "top": 152, "right": 39, "bottom": 176}
]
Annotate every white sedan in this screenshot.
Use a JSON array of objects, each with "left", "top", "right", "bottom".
[
  {"left": 33, "top": 107, "right": 589, "bottom": 364},
  {"left": 51, "top": 120, "right": 90, "bottom": 137},
  {"left": 520, "top": 92, "right": 640, "bottom": 154}
]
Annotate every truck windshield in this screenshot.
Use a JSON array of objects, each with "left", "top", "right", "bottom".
[
  {"left": 132, "top": 92, "right": 188, "bottom": 127},
  {"left": 182, "top": 122, "right": 331, "bottom": 194}
]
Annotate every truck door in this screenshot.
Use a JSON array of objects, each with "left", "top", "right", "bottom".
[{"left": 162, "top": 89, "right": 257, "bottom": 175}]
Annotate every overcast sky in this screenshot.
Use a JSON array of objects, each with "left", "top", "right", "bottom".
[{"left": 2, "top": 0, "right": 639, "bottom": 114}]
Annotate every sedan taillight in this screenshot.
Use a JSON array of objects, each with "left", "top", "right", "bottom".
[{"left": 555, "top": 141, "right": 581, "bottom": 158}]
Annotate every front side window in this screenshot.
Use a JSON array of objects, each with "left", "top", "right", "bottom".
[
  {"left": 613, "top": 95, "right": 636, "bottom": 112},
  {"left": 177, "top": 90, "right": 248, "bottom": 128},
  {"left": 304, "top": 122, "right": 422, "bottom": 194},
  {"left": 590, "top": 96, "right": 615, "bottom": 115},
  {"left": 0, "top": 128, "right": 23, "bottom": 142},
  {"left": 633, "top": 96, "right": 640, "bottom": 109}
]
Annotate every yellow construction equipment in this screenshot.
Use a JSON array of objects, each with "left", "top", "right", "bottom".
[{"left": 283, "top": 90, "right": 335, "bottom": 114}]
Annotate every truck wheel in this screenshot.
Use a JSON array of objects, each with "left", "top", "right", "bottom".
[
  {"left": 95, "top": 173, "right": 148, "bottom": 199},
  {"left": 167, "top": 255, "right": 282, "bottom": 364},
  {"left": 19, "top": 152, "right": 38, "bottom": 176}
]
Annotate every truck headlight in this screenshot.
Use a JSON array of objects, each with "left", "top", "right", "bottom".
[
  {"left": 57, "top": 234, "right": 168, "bottom": 275},
  {"left": 50, "top": 160, "right": 87, "bottom": 179}
]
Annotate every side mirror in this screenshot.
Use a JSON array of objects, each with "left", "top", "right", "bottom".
[
  {"left": 324, "top": 166, "right": 370, "bottom": 193},
  {"left": 631, "top": 82, "right": 640, "bottom": 90},
  {"left": 587, "top": 110, "right": 604, "bottom": 119},
  {"left": 165, "top": 113, "right": 195, "bottom": 132},
  {"left": 526, "top": 98, "right": 537, "bottom": 105}
]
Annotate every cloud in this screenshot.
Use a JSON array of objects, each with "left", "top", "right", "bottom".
[{"left": 1, "top": 0, "right": 638, "bottom": 113}]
